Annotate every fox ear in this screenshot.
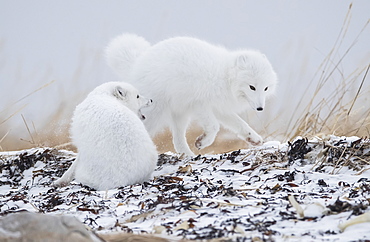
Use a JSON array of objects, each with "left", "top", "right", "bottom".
[
  {"left": 236, "top": 54, "right": 249, "bottom": 69},
  {"left": 114, "top": 86, "right": 127, "bottom": 99}
]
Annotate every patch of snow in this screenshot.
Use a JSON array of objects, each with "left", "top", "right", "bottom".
[{"left": 0, "top": 137, "right": 369, "bottom": 240}]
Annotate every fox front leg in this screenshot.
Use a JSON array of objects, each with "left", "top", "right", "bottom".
[
  {"left": 218, "top": 113, "right": 263, "bottom": 146},
  {"left": 195, "top": 111, "right": 220, "bottom": 150}
]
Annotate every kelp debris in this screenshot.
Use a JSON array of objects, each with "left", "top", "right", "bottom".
[{"left": 0, "top": 136, "right": 369, "bottom": 240}]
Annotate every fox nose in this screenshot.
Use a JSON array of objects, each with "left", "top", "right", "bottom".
[{"left": 257, "top": 107, "right": 263, "bottom": 111}]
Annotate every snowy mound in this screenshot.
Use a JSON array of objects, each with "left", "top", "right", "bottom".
[{"left": 1, "top": 136, "right": 370, "bottom": 241}]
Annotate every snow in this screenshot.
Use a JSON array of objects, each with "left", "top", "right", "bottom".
[{"left": 0, "top": 136, "right": 370, "bottom": 241}]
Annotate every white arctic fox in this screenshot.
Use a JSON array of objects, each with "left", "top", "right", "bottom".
[
  {"left": 106, "top": 34, "right": 278, "bottom": 156},
  {"left": 54, "top": 82, "right": 157, "bottom": 190}
]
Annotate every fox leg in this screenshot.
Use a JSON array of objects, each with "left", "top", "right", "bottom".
[
  {"left": 195, "top": 112, "right": 220, "bottom": 150},
  {"left": 170, "top": 113, "right": 194, "bottom": 156},
  {"left": 218, "top": 113, "right": 263, "bottom": 146},
  {"left": 54, "top": 157, "right": 78, "bottom": 187}
]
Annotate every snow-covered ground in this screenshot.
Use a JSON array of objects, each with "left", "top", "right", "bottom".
[{"left": 1, "top": 136, "right": 370, "bottom": 241}]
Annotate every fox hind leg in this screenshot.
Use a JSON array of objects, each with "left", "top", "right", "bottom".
[{"left": 53, "top": 157, "right": 78, "bottom": 187}]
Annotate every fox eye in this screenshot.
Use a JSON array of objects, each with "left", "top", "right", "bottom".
[
  {"left": 137, "top": 95, "right": 139, "bottom": 98},
  {"left": 264, "top": 87, "right": 268, "bottom": 91},
  {"left": 249, "top": 85, "right": 256, "bottom": 91}
]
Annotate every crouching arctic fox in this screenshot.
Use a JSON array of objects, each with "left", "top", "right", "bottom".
[
  {"left": 54, "top": 82, "right": 157, "bottom": 190},
  {"left": 106, "top": 34, "right": 278, "bottom": 156}
]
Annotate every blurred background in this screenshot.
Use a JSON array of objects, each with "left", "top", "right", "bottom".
[{"left": 1, "top": 0, "right": 369, "bottom": 153}]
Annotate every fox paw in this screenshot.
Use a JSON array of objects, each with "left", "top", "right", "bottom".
[
  {"left": 53, "top": 178, "right": 69, "bottom": 187},
  {"left": 246, "top": 133, "right": 263, "bottom": 146},
  {"left": 195, "top": 133, "right": 215, "bottom": 150},
  {"left": 195, "top": 134, "right": 206, "bottom": 150}
]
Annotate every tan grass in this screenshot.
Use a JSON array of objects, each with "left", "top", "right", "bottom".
[{"left": 284, "top": 4, "right": 370, "bottom": 141}]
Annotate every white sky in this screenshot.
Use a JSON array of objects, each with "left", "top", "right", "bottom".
[{"left": 0, "top": 0, "right": 369, "bottom": 139}]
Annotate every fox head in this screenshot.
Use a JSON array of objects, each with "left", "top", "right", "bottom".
[
  {"left": 233, "top": 51, "right": 278, "bottom": 112},
  {"left": 112, "top": 83, "right": 152, "bottom": 120},
  {"left": 91, "top": 82, "right": 152, "bottom": 120}
]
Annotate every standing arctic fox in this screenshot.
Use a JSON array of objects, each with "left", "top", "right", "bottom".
[
  {"left": 54, "top": 82, "right": 157, "bottom": 190},
  {"left": 106, "top": 34, "right": 278, "bottom": 156}
]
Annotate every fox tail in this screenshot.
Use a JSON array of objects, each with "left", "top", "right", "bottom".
[{"left": 105, "top": 33, "right": 151, "bottom": 79}]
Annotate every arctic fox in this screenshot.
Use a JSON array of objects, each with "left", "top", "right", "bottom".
[
  {"left": 105, "top": 34, "right": 278, "bottom": 156},
  {"left": 54, "top": 82, "right": 157, "bottom": 190}
]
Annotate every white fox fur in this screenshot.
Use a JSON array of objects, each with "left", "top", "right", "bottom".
[
  {"left": 105, "top": 34, "right": 150, "bottom": 79},
  {"left": 54, "top": 82, "right": 157, "bottom": 190},
  {"left": 105, "top": 34, "right": 278, "bottom": 156}
]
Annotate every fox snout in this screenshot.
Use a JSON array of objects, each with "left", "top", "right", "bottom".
[
  {"left": 249, "top": 102, "right": 264, "bottom": 112},
  {"left": 138, "top": 98, "right": 153, "bottom": 120},
  {"left": 255, "top": 96, "right": 265, "bottom": 112},
  {"left": 140, "top": 98, "right": 153, "bottom": 108},
  {"left": 144, "top": 98, "right": 153, "bottom": 107},
  {"left": 251, "top": 100, "right": 265, "bottom": 112}
]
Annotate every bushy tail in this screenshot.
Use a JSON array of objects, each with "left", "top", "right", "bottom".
[{"left": 105, "top": 33, "right": 151, "bottom": 79}]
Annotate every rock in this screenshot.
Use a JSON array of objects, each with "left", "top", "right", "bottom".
[
  {"left": 99, "top": 232, "right": 171, "bottom": 242},
  {"left": 0, "top": 212, "right": 102, "bottom": 242}
]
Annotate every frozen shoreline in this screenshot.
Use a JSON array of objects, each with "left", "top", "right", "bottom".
[{"left": 1, "top": 136, "right": 370, "bottom": 241}]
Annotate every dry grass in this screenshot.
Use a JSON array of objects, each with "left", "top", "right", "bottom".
[
  {"left": 283, "top": 4, "right": 370, "bottom": 140},
  {"left": 287, "top": 64, "right": 370, "bottom": 140}
]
